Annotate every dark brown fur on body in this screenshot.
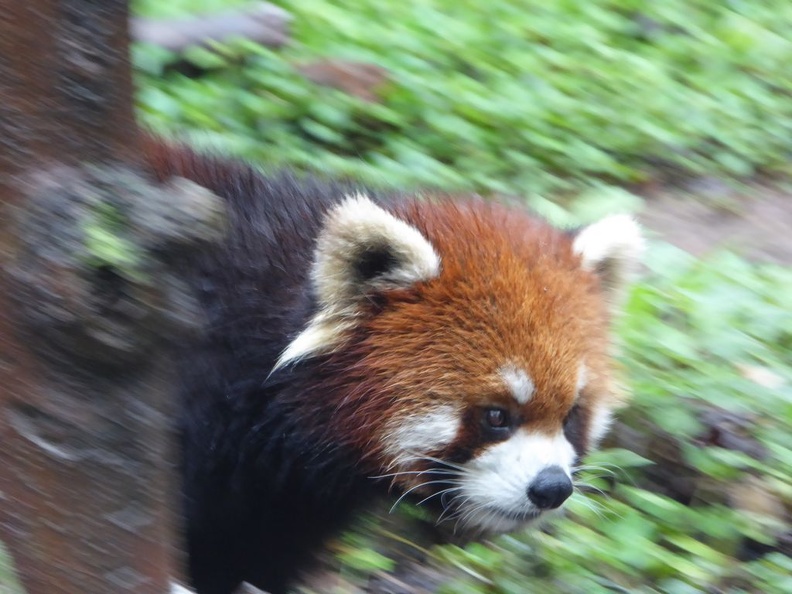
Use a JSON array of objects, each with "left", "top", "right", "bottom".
[
  {"left": 143, "top": 136, "right": 640, "bottom": 594},
  {"left": 145, "top": 137, "right": 384, "bottom": 594}
]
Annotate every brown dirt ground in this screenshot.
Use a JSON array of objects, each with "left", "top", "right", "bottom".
[{"left": 638, "top": 178, "right": 792, "bottom": 266}]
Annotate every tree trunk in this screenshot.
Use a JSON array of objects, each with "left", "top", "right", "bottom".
[{"left": 0, "top": 2, "right": 224, "bottom": 592}]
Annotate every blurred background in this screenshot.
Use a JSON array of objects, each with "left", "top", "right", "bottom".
[{"left": 4, "top": 1, "right": 791, "bottom": 592}]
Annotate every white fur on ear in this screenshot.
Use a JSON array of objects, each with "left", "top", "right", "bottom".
[
  {"left": 274, "top": 194, "right": 440, "bottom": 369},
  {"left": 313, "top": 194, "right": 440, "bottom": 305},
  {"left": 573, "top": 214, "right": 644, "bottom": 304}
]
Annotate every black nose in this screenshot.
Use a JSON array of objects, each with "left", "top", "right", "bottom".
[{"left": 527, "top": 466, "right": 573, "bottom": 510}]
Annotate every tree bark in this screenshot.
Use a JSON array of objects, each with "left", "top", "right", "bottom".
[{"left": 0, "top": 2, "right": 224, "bottom": 592}]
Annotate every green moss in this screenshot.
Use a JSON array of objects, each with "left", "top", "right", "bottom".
[
  {"left": 0, "top": 542, "right": 23, "bottom": 594},
  {"left": 81, "top": 202, "right": 144, "bottom": 281}
]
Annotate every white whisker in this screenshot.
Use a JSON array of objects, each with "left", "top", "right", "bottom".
[
  {"left": 389, "top": 479, "right": 460, "bottom": 514},
  {"left": 370, "top": 468, "right": 460, "bottom": 480},
  {"left": 416, "top": 486, "right": 464, "bottom": 507},
  {"left": 574, "top": 482, "right": 608, "bottom": 497}
]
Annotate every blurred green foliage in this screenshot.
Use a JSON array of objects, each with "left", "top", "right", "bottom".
[
  {"left": 135, "top": 0, "right": 792, "bottom": 200},
  {"left": 0, "top": 543, "right": 22, "bottom": 594}
]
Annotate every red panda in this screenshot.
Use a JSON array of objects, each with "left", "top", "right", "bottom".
[{"left": 144, "top": 137, "right": 644, "bottom": 594}]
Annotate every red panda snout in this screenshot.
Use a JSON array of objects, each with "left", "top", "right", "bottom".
[
  {"left": 377, "top": 408, "right": 579, "bottom": 534},
  {"left": 528, "top": 465, "right": 574, "bottom": 510}
]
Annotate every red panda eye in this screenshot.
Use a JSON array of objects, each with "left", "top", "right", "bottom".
[{"left": 485, "top": 408, "right": 509, "bottom": 429}]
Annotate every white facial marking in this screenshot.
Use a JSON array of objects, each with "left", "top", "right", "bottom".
[
  {"left": 274, "top": 194, "right": 441, "bottom": 370},
  {"left": 575, "top": 362, "right": 588, "bottom": 398},
  {"left": 170, "top": 582, "right": 195, "bottom": 594},
  {"left": 383, "top": 406, "right": 460, "bottom": 470},
  {"left": 500, "top": 365, "right": 535, "bottom": 405},
  {"left": 588, "top": 405, "right": 614, "bottom": 447},
  {"left": 457, "top": 431, "right": 576, "bottom": 533}
]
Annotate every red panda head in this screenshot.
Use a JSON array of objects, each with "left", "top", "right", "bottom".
[{"left": 277, "top": 194, "right": 643, "bottom": 535}]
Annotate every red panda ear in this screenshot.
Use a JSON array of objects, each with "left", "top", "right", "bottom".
[
  {"left": 572, "top": 214, "right": 644, "bottom": 308},
  {"left": 312, "top": 194, "right": 440, "bottom": 307},
  {"left": 274, "top": 194, "right": 440, "bottom": 369}
]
